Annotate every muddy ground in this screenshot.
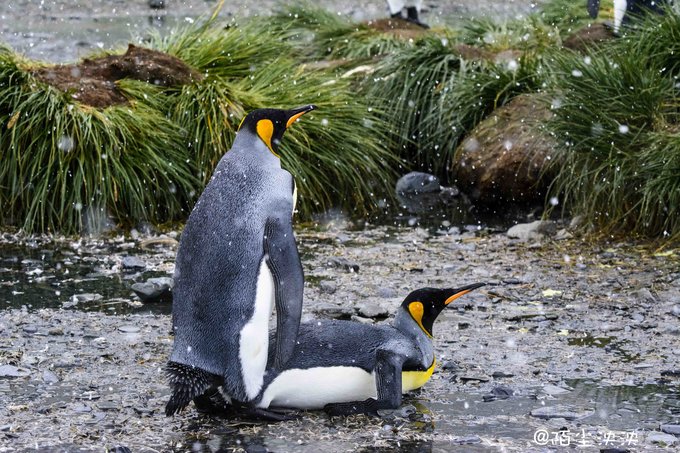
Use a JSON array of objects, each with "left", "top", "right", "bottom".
[
  {"left": 1, "top": 223, "right": 679, "bottom": 452},
  {"left": 0, "top": 0, "right": 540, "bottom": 63}
]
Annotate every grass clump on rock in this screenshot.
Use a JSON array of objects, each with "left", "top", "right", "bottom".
[
  {"left": 545, "top": 9, "right": 680, "bottom": 238},
  {"left": 368, "top": 35, "right": 544, "bottom": 178},
  {"left": 0, "top": 14, "right": 398, "bottom": 234},
  {"left": 0, "top": 47, "right": 198, "bottom": 234}
]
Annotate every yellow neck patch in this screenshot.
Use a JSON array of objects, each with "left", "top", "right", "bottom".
[
  {"left": 256, "top": 119, "right": 279, "bottom": 157},
  {"left": 408, "top": 301, "right": 432, "bottom": 338},
  {"left": 402, "top": 358, "right": 436, "bottom": 392}
]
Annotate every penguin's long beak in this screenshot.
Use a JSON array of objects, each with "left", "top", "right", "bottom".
[
  {"left": 286, "top": 104, "right": 317, "bottom": 129},
  {"left": 444, "top": 282, "right": 486, "bottom": 305}
]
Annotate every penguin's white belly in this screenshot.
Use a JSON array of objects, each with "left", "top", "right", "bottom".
[
  {"left": 258, "top": 367, "right": 377, "bottom": 409},
  {"left": 239, "top": 258, "right": 275, "bottom": 401}
]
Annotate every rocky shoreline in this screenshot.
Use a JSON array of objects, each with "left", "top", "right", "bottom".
[{"left": 1, "top": 224, "right": 679, "bottom": 451}]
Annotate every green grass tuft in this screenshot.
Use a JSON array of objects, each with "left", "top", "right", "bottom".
[
  {"left": 0, "top": 48, "right": 198, "bottom": 234},
  {"left": 367, "top": 36, "right": 544, "bottom": 177},
  {"left": 151, "top": 20, "right": 399, "bottom": 219},
  {"left": 545, "top": 39, "right": 680, "bottom": 237}
]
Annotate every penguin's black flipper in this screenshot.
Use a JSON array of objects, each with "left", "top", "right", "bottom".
[
  {"left": 587, "top": 0, "right": 600, "bottom": 19},
  {"left": 324, "top": 350, "right": 405, "bottom": 416},
  {"left": 264, "top": 216, "right": 304, "bottom": 370}
]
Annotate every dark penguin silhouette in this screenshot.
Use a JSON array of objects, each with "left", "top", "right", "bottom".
[
  {"left": 165, "top": 105, "right": 316, "bottom": 416},
  {"left": 587, "top": 0, "right": 669, "bottom": 33},
  {"left": 253, "top": 284, "right": 485, "bottom": 415}
]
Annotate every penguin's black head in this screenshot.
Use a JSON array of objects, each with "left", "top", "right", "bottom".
[
  {"left": 237, "top": 105, "right": 317, "bottom": 157},
  {"left": 401, "top": 283, "right": 486, "bottom": 337}
]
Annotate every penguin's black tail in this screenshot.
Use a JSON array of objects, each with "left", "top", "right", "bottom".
[{"left": 165, "top": 361, "right": 221, "bottom": 416}]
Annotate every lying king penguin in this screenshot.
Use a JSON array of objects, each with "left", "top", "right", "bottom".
[{"left": 254, "top": 284, "right": 486, "bottom": 415}]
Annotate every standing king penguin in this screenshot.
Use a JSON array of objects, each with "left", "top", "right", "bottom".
[
  {"left": 165, "top": 105, "right": 316, "bottom": 416},
  {"left": 254, "top": 284, "right": 485, "bottom": 415},
  {"left": 587, "top": 0, "right": 669, "bottom": 33}
]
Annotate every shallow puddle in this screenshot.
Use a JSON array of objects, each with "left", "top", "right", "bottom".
[{"left": 0, "top": 242, "right": 171, "bottom": 315}]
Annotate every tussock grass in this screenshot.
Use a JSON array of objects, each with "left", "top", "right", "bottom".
[
  {"left": 368, "top": 36, "right": 543, "bottom": 177},
  {"left": 538, "top": 0, "right": 612, "bottom": 33},
  {"left": 545, "top": 39, "right": 680, "bottom": 237},
  {"left": 0, "top": 49, "right": 197, "bottom": 234},
  {"left": 265, "top": 4, "right": 437, "bottom": 60},
  {"left": 151, "top": 21, "right": 398, "bottom": 218}
]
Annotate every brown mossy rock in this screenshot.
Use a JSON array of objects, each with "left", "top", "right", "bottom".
[
  {"left": 563, "top": 23, "right": 616, "bottom": 52},
  {"left": 453, "top": 94, "right": 556, "bottom": 204},
  {"left": 31, "top": 44, "right": 202, "bottom": 109},
  {"left": 363, "top": 18, "right": 429, "bottom": 39}
]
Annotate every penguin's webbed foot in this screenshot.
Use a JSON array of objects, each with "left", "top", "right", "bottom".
[
  {"left": 212, "top": 401, "right": 300, "bottom": 422},
  {"left": 193, "top": 387, "right": 230, "bottom": 414},
  {"left": 324, "top": 398, "right": 384, "bottom": 417},
  {"left": 245, "top": 407, "right": 300, "bottom": 422}
]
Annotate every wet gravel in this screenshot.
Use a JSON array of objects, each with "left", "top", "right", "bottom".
[
  {"left": 0, "top": 0, "right": 540, "bottom": 63},
  {"left": 1, "top": 224, "right": 679, "bottom": 451}
]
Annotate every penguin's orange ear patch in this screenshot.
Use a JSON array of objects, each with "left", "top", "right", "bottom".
[
  {"left": 256, "top": 119, "right": 278, "bottom": 157},
  {"left": 408, "top": 301, "right": 431, "bottom": 338}
]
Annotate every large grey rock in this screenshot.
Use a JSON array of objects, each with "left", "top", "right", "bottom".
[
  {"left": 507, "top": 220, "right": 557, "bottom": 241},
  {"left": 453, "top": 94, "right": 555, "bottom": 203},
  {"left": 131, "top": 277, "right": 173, "bottom": 303},
  {"left": 396, "top": 172, "right": 441, "bottom": 195}
]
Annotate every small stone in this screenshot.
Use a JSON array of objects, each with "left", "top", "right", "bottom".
[
  {"left": 555, "top": 228, "right": 573, "bottom": 240},
  {"left": 73, "top": 403, "right": 92, "bottom": 413},
  {"left": 507, "top": 220, "right": 557, "bottom": 241},
  {"left": 631, "top": 288, "right": 656, "bottom": 303},
  {"left": 326, "top": 257, "right": 359, "bottom": 273},
  {"left": 148, "top": 0, "right": 165, "bottom": 10},
  {"left": 118, "top": 325, "right": 140, "bottom": 333},
  {"left": 530, "top": 405, "right": 593, "bottom": 420},
  {"left": 22, "top": 325, "right": 38, "bottom": 334},
  {"left": 74, "top": 293, "right": 103, "bottom": 303},
  {"left": 319, "top": 281, "right": 337, "bottom": 294},
  {"left": 0, "top": 365, "right": 31, "bottom": 378},
  {"left": 42, "top": 370, "right": 59, "bottom": 384},
  {"left": 647, "top": 431, "right": 677, "bottom": 446},
  {"left": 661, "top": 370, "right": 680, "bottom": 377},
  {"left": 133, "top": 406, "right": 154, "bottom": 416},
  {"left": 661, "top": 424, "right": 680, "bottom": 435},
  {"left": 453, "top": 435, "right": 481, "bottom": 445},
  {"left": 442, "top": 361, "right": 460, "bottom": 371},
  {"left": 395, "top": 404, "right": 416, "bottom": 418},
  {"left": 483, "top": 385, "right": 514, "bottom": 401},
  {"left": 376, "top": 287, "right": 398, "bottom": 298},
  {"left": 96, "top": 401, "right": 119, "bottom": 411},
  {"left": 122, "top": 256, "right": 146, "bottom": 271},
  {"left": 569, "top": 215, "right": 583, "bottom": 229},
  {"left": 356, "top": 302, "right": 389, "bottom": 319},
  {"left": 131, "top": 277, "right": 173, "bottom": 303},
  {"left": 396, "top": 172, "right": 441, "bottom": 195},
  {"left": 48, "top": 327, "right": 64, "bottom": 336},
  {"left": 459, "top": 374, "right": 490, "bottom": 383},
  {"left": 491, "top": 371, "right": 514, "bottom": 378},
  {"left": 313, "top": 304, "right": 354, "bottom": 320},
  {"left": 542, "top": 384, "right": 571, "bottom": 396}
]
